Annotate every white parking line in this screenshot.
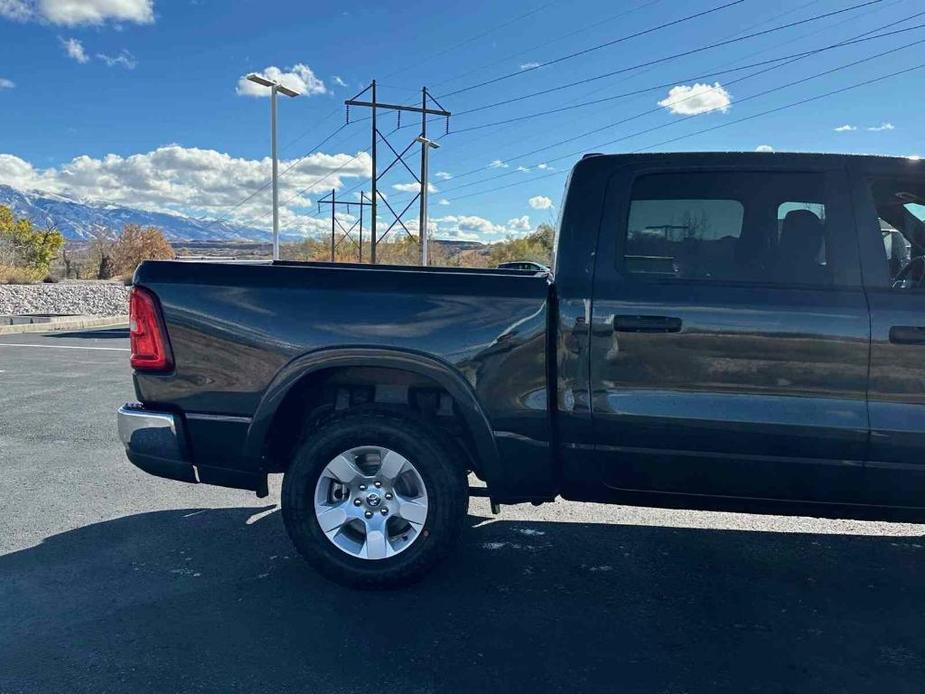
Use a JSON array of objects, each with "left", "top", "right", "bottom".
[{"left": 0, "top": 343, "right": 130, "bottom": 352}]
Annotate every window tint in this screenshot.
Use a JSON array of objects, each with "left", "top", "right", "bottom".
[
  {"left": 866, "top": 177, "right": 925, "bottom": 287},
  {"left": 626, "top": 199, "right": 743, "bottom": 278},
  {"left": 623, "top": 172, "right": 834, "bottom": 286}
]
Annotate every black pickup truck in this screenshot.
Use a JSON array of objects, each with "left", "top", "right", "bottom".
[{"left": 119, "top": 152, "right": 925, "bottom": 587}]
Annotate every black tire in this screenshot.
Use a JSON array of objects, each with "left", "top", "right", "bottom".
[{"left": 281, "top": 407, "right": 469, "bottom": 589}]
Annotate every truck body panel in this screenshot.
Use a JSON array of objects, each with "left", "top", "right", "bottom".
[{"left": 122, "top": 151, "right": 925, "bottom": 521}]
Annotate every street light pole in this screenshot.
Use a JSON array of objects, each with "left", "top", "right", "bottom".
[
  {"left": 415, "top": 135, "right": 440, "bottom": 266},
  {"left": 246, "top": 74, "right": 299, "bottom": 261},
  {"left": 270, "top": 84, "right": 279, "bottom": 260}
]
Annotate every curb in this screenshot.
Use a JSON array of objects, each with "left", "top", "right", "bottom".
[{"left": 0, "top": 315, "right": 129, "bottom": 336}]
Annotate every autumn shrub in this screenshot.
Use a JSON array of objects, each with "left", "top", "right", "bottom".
[
  {"left": 112, "top": 225, "right": 175, "bottom": 278},
  {"left": 0, "top": 205, "right": 65, "bottom": 284}
]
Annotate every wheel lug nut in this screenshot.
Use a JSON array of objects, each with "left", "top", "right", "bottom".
[
  {"left": 359, "top": 484, "right": 367, "bottom": 491},
  {"left": 353, "top": 498, "right": 362, "bottom": 506},
  {"left": 381, "top": 508, "right": 388, "bottom": 516},
  {"left": 385, "top": 492, "right": 393, "bottom": 500},
  {"left": 364, "top": 511, "right": 373, "bottom": 519},
  {"left": 374, "top": 481, "right": 382, "bottom": 488}
]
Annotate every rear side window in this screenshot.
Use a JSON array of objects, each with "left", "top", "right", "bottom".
[{"left": 623, "top": 172, "right": 835, "bottom": 286}]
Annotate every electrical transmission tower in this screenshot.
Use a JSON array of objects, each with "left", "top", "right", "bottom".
[
  {"left": 317, "top": 190, "right": 372, "bottom": 262},
  {"left": 345, "top": 80, "right": 451, "bottom": 264}
]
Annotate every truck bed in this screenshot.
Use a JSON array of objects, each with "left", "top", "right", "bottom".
[{"left": 132, "top": 259, "right": 553, "bottom": 493}]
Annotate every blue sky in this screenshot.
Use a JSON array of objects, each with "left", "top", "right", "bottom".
[{"left": 0, "top": 0, "right": 922, "bottom": 241}]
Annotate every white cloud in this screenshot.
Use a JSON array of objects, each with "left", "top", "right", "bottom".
[
  {"left": 433, "top": 214, "right": 505, "bottom": 241},
  {"left": 432, "top": 213, "right": 538, "bottom": 241},
  {"left": 97, "top": 49, "right": 136, "bottom": 69},
  {"left": 520, "top": 62, "right": 540, "bottom": 70},
  {"left": 434, "top": 171, "right": 452, "bottom": 180},
  {"left": 529, "top": 195, "right": 553, "bottom": 210},
  {"left": 658, "top": 82, "right": 731, "bottom": 116},
  {"left": 507, "top": 215, "right": 531, "bottom": 232},
  {"left": 867, "top": 122, "right": 895, "bottom": 132},
  {"left": 0, "top": 146, "right": 371, "bottom": 235},
  {"left": 332, "top": 75, "right": 347, "bottom": 88},
  {"left": 488, "top": 159, "right": 508, "bottom": 169},
  {"left": 437, "top": 198, "right": 450, "bottom": 206},
  {"left": 755, "top": 145, "right": 774, "bottom": 152},
  {"left": 59, "top": 37, "right": 135, "bottom": 68},
  {"left": 0, "top": 1, "right": 31, "bottom": 21},
  {"left": 834, "top": 124, "right": 857, "bottom": 132},
  {"left": 2, "top": 0, "right": 154, "bottom": 25},
  {"left": 0, "top": 77, "right": 14, "bottom": 89},
  {"left": 536, "top": 163, "right": 553, "bottom": 170},
  {"left": 392, "top": 182, "right": 438, "bottom": 194},
  {"left": 237, "top": 64, "right": 326, "bottom": 97},
  {"left": 516, "top": 165, "right": 531, "bottom": 173},
  {"left": 60, "top": 36, "right": 87, "bottom": 62}
]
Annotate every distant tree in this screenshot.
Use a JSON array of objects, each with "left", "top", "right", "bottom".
[
  {"left": 488, "top": 223, "right": 554, "bottom": 267},
  {"left": 61, "top": 244, "right": 81, "bottom": 279},
  {"left": 87, "top": 227, "right": 118, "bottom": 279},
  {"left": 284, "top": 230, "right": 453, "bottom": 267},
  {"left": 0, "top": 204, "right": 65, "bottom": 282},
  {"left": 112, "top": 225, "right": 175, "bottom": 278}
]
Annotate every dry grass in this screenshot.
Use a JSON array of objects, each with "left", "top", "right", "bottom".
[{"left": 0, "top": 265, "right": 43, "bottom": 284}]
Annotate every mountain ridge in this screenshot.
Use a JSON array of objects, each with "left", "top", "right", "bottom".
[{"left": 0, "top": 184, "right": 282, "bottom": 242}]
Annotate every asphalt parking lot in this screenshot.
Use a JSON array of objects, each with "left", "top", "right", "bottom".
[{"left": 1, "top": 327, "right": 923, "bottom": 693}]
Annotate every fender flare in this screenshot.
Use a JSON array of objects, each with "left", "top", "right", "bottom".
[{"left": 244, "top": 346, "right": 503, "bottom": 489}]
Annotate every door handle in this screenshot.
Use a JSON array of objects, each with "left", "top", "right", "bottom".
[
  {"left": 612, "top": 315, "right": 683, "bottom": 333},
  {"left": 889, "top": 326, "right": 925, "bottom": 345}
]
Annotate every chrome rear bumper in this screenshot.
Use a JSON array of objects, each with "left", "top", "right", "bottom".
[
  {"left": 117, "top": 403, "right": 198, "bottom": 484},
  {"left": 117, "top": 403, "right": 268, "bottom": 496}
]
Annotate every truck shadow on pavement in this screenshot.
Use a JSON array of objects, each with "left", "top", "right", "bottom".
[
  {"left": 46, "top": 327, "right": 129, "bottom": 340},
  {"left": 1, "top": 507, "right": 923, "bottom": 694}
]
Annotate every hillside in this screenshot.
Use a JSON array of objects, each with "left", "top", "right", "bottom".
[{"left": 0, "top": 184, "right": 274, "bottom": 242}]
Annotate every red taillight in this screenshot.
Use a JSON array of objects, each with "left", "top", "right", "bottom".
[{"left": 129, "top": 286, "right": 173, "bottom": 371}]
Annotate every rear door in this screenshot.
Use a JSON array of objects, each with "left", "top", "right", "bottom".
[
  {"left": 851, "top": 159, "right": 925, "bottom": 508},
  {"left": 588, "top": 161, "right": 871, "bottom": 504}
]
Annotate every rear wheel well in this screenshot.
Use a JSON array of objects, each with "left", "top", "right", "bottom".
[{"left": 262, "top": 366, "right": 483, "bottom": 478}]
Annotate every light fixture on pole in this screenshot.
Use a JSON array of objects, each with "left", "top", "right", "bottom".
[
  {"left": 415, "top": 135, "right": 440, "bottom": 267},
  {"left": 247, "top": 73, "right": 299, "bottom": 261}
]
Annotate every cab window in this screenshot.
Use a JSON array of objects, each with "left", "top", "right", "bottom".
[{"left": 622, "top": 172, "right": 837, "bottom": 286}]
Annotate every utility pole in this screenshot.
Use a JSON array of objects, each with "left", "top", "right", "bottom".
[
  {"left": 345, "top": 82, "right": 450, "bottom": 265},
  {"left": 371, "top": 80, "right": 378, "bottom": 264},
  {"left": 317, "top": 190, "right": 372, "bottom": 262},
  {"left": 329, "top": 188, "right": 335, "bottom": 261},
  {"left": 416, "top": 135, "right": 440, "bottom": 266},
  {"left": 247, "top": 73, "right": 299, "bottom": 261},
  {"left": 418, "top": 86, "right": 427, "bottom": 266}
]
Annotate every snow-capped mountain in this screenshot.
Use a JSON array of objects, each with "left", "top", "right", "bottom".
[{"left": 0, "top": 184, "right": 277, "bottom": 242}]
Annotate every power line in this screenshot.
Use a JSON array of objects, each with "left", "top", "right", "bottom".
[
  {"left": 434, "top": 37, "right": 924, "bottom": 202},
  {"left": 277, "top": 105, "right": 342, "bottom": 157},
  {"left": 200, "top": 122, "right": 352, "bottom": 230},
  {"left": 340, "top": 1, "right": 886, "bottom": 192},
  {"left": 444, "top": 0, "right": 883, "bottom": 107},
  {"left": 449, "top": 18, "right": 925, "bottom": 136},
  {"left": 444, "top": 59, "right": 924, "bottom": 204},
  {"left": 400, "top": 0, "right": 842, "bottom": 184},
  {"left": 269, "top": 146, "right": 373, "bottom": 223},
  {"left": 635, "top": 65, "right": 924, "bottom": 151},
  {"left": 416, "top": 10, "right": 924, "bottom": 199},
  {"left": 382, "top": 0, "right": 562, "bottom": 82},
  {"left": 429, "top": 0, "right": 668, "bottom": 90},
  {"left": 439, "top": 0, "right": 747, "bottom": 98}
]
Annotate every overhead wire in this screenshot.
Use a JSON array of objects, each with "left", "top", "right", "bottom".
[{"left": 444, "top": 54, "right": 925, "bottom": 203}]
